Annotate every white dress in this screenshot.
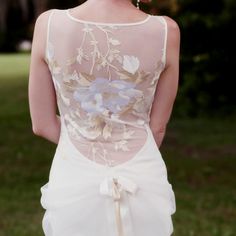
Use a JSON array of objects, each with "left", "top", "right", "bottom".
[{"left": 40, "top": 8, "right": 176, "bottom": 236}]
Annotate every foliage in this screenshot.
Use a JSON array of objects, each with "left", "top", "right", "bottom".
[{"left": 172, "top": 0, "right": 236, "bottom": 117}]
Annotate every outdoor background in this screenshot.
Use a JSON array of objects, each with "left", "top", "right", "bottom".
[{"left": 0, "top": 0, "right": 235, "bottom": 235}]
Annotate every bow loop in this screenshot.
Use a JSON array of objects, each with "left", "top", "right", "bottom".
[{"left": 99, "top": 175, "right": 138, "bottom": 197}]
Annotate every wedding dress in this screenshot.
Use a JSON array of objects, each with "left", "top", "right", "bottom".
[{"left": 40, "top": 8, "right": 176, "bottom": 236}]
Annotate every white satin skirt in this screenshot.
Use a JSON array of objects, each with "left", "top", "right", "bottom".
[{"left": 40, "top": 120, "right": 176, "bottom": 236}]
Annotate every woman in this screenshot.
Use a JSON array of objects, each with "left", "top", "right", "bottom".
[{"left": 28, "top": 0, "right": 180, "bottom": 235}]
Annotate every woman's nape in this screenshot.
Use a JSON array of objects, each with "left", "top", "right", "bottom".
[{"left": 69, "top": 0, "right": 152, "bottom": 23}]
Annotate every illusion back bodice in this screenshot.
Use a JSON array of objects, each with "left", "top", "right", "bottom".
[{"left": 45, "top": 9, "right": 167, "bottom": 167}]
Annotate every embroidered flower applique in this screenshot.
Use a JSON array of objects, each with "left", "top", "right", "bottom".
[{"left": 73, "top": 77, "right": 143, "bottom": 116}]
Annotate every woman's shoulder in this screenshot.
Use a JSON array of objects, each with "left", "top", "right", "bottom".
[
  {"left": 152, "top": 14, "right": 180, "bottom": 36},
  {"left": 162, "top": 16, "right": 181, "bottom": 66},
  {"left": 35, "top": 9, "right": 57, "bottom": 25},
  {"left": 33, "top": 9, "right": 61, "bottom": 37},
  {"left": 161, "top": 15, "right": 180, "bottom": 34},
  {"left": 36, "top": 9, "right": 55, "bottom": 23},
  {"left": 153, "top": 15, "right": 180, "bottom": 45}
]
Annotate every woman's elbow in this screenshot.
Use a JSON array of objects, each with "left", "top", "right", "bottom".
[
  {"left": 150, "top": 123, "right": 167, "bottom": 136},
  {"left": 32, "top": 124, "right": 44, "bottom": 136}
]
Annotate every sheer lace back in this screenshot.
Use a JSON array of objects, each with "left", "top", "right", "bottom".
[{"left": 45, "top": 9, "right": 167, "bottom": 167}]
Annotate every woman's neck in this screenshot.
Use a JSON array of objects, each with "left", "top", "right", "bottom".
[
  {"left": 86, "top": 0, "right": 133, "bottom": 6},
  {"left": 70, "top": 0, "right": 146, "bottom": 22},
  {"left": 82, "top": 0, "right": 136, "bottom": 12}
]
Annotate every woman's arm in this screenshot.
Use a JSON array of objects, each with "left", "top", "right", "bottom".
[
  {"left": 149, "top": 16, "right": 181, "bottom": 148},
  {"left": 28, "top": 10, "right": 61, "bottom": 144}
]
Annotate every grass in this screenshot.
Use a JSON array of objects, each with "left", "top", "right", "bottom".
[{"left": 0, "top": 53, "right": 235, "bottom": 236}]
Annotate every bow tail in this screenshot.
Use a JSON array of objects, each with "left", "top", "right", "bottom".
[
  {"left": 119, "top": 191, "right": 136, "bottom": 236},
  {"left": 100, "top": 176, "right": 138, "bottom": 236},
  {"left": 114, "top": 199, "right": 124, "bottom": 236}
]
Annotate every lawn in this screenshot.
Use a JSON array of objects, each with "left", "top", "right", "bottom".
[{"left": 0, "top": 53, "right": 235, "bottom": 236}]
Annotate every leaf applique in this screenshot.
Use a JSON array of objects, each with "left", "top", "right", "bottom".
[
  {"left": 66, "top": 56, "right": 76, "bottom": 66},
  {"left": 90, "top": 40, "right": 98, "bottom": 46},
  {"left": 136, "top": 119, "right": 145, "bottom": 125},
  {"left": 133, "top": 99, "right": 147, "bottom": 113},
  {"left": 116, "top": 103, "right": 133, "bottom": 116},
  {"left": 116, "top": 56, "right": 123, "bottom": 64},
  {"left": 92, "top": 146, "right": 97, "bottom": 155},
  {"left": 114, "top": 140, "right": 130, "bottom": 151},
  {"left": 74, "top": 109, "right": 81, "bottom": 118},
  {"left": 50, "top": 61, "right": 61, "bottom": 75},
  {"left": 89, "top": 115, "right": 104, "bottom": 127},
  {"left": 135, "top": 70, "right": 151, "bottom": 84},
  {"left": 60, "top": 93, "right": 70, "bottom": 106},
  {"left": 108, "top": 54, "right": 114, "bottom": 63},
  {"left": 111, "top": 113, "right": 120, "bottom": 120},
  {"left": 78, "top": 125, "right": 102, "bottom": 140},
  {"left": 109, "top": 38, "right": 121, "bottom": 46},
  {"left": 151, "top": 60, "right": 164, "bottom": 85},
  {"left": 115, "top": 70, "right": 133, "bottom": 80},
  {"left": 78, "top": 72, "right": 94, "bottom": 86},
  {"left": 102, "top": 123, "right": 113, "bottom": 140},
  {"left": 82, "top": 26, "right": 93, "bottom": 33},
  {"left": 63, "top": 70, "right": 79, "bottom": 82},
  {"left": 123, "top": 129, "right": 135, "bottom": 139}
]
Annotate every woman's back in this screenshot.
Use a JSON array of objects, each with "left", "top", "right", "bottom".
[{"left": 46, "top": 8, "right": 167, "bottom": 167}]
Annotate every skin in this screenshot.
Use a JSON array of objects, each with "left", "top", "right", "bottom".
[{"left": 28, "top": 0, "right": 180, "bottom": 148}]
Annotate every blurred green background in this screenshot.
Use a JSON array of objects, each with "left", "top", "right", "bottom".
[{"left": 0, "top": 0, "right": 235, "bottom": 236}]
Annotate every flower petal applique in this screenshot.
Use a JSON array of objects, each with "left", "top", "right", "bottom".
[{"left": 122, "top": 55, "right": 140, "bottom": 75}]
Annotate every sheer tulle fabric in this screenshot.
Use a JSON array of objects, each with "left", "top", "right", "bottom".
[{"left": 45, "top": 9, "right": 167, "bottom": 167}]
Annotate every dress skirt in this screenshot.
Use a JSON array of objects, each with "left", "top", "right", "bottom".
[{"left": 40, "top": 118, "right": 176, "bottom": 236}]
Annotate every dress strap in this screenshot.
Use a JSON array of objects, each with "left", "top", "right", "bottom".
[
  {"left": 159, "top": 16, "right": 168, "bottom": 69},
  {"left": 45, "top": 9, "right": 55, "bottom": 63},
  {"left": 161, "top": 16, "right": 168, "bottom": 66}
]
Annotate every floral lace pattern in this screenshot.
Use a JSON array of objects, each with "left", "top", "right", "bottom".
[
  {"left": 45, "top": 10, "right": 166, "bottom": 166},
  {"left": 73, "top": 77, "right": 144, "bottom": 115}
]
